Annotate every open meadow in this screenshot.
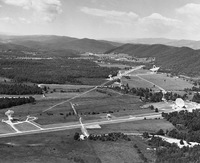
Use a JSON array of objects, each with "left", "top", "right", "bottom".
[
  {"left": 122, "top": 71, "right": 193, "bottom": 92},
  {"left": 0, "top": 86, "right": 154, "bottom": 126},
  {"left": 0, "top": 122, "right": 157, "bottom": 163},
  {"left": 122, "top": 76, "right": 160, "bottom": 91},
  {"left": 0, "top": 122, "right": 15, "bottom": 134},
  {"left": 89, "top": 119, "right": 174, "bottom": 134},
  {"left": 139, "top": 73, "right": 193, "bottom": 91},
  {"left": 98, "top": 63, "right": 130, "bottom": 69}
]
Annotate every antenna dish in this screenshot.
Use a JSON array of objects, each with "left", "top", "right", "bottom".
[{"left": 175, "top": 98, "right": 185, "bottom": 108}]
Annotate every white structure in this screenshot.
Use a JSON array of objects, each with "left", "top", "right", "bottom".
[
  {"left": 150, "top": 65, "right": 160, "bottom": 73},
  {"left": 79, "top": 117, "right": 89, "bottom": 138},
  {"left": 4, "top": 110, "right": 14, "bottom": 121},
  {"left": 161, "top": 90, "right": 167, "bottom": 102},
  {"left": 108, "top": 74, "right": 113, "bottom": 80},
  {"left": 107, "top": 65, "right": 144, "bottom": 81},
  {"left": 172, "top": 98, "right": 185, "bottom": 110},
  {"left": 106, "top": 114, "right": 112, "bottom": 120},
  {"left": 79, "top": 134, "right": 85, "bottom": 140}
]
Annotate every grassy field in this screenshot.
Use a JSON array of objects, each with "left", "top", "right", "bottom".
[
  {"left": 89, "top": 119, "right": 174, "bottom": 134},
  {"left": 122, "top": 76, "right": 160, "bottom": 91},
  {"left": 0, "top": 128, "right": 155, "bottom": 163},
  {"left": 91, "top": 141, "right": 142, "bottom": 163},
  {"left": 142, "top": 102, "right": 174, "bottom": 112},
  {"left": 73, "top": 95, "right": 146, "bottom": 116},
  {"left": 98, "top": 63, "right": 129, "bottom": 69},
  {"left": 0, "top": 122, "right": 15, "bottom": 134},
  {"left": 14, "top": 122, "right": 40, "bottom": 132},
  {"left": 0, "top": 88, "right": 150, "bottom": 125},
  {"left": 139, "top": 73, "right": 193, "bottom": 91},
  {"left": 129, "top": 69, "right": 150, "bottom": 75}
]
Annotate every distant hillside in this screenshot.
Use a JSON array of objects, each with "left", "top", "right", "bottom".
[
  {"left": 99, "top": 40, "right": 123, "bottom": 47},
  {"left": 0, "top": 35, "right": 117, "bottom": 53},
  {"left": 61, "top": 38, "right": 116, "bottom": 53},
  {"left": 167, "top": 40, "right": 200, "bottom": 50},
  {"left": 106, "top": 43, "right": 200, "bottom": 77},
  {"left": 0, "top": 43, "right": 33, "bottom": 51},
  {"left": 120, "top": 38, "right": 200, "bottom": 50}
]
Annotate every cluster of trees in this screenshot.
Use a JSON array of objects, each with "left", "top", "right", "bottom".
[
  {"left": 0, "top": 96, "right": 35, "bottom": 109},
  {"left": 96, "top": 89, "right": 112, "bottom": 96},
  {"left": 113, "top": 86, "right": 163, "bottom": 102},
  {"left": 148, "top": 105, "right": 159, "bottom": 112},
  {"left": 78, "top": 109, "right": 122, "bottom": 116},
  {"left": 147, "top": 136, "right": 200, "bottom": 163},
  {"left": 74, "top": 132, "right": 131, "bottom": 141},
  {"left": 164, "top": 92, "right": 187, "bottom": 101},
  {"left": 88, "top": 132, "right": 131, "bottom": 141},
  {"left": 0, "top": 83, "right": 42, "bottom": 95},
  {"left": 162, "top": 110, "right": 200, "bottom": 143},
  {"left": 189, "top": 86, "right": 200, "bottom": 92},
  {"left": 112, "top": 85, "right": 187, "bottom": 102},
  {"left": 46, "top": 111, "right": 76, "bottom": 117},
  {"left": 0, "top": 59, "right": 119, "bottom": 85},
  {"left": 148, "top": 136, "right": 173, "bottom": 148},
  {"left": 192, "top": 93, "right": 200, "bottom": 103}
]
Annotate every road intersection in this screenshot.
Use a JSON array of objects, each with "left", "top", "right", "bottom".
[
  {"left": 0, "top": 65, "right": 164, "bottom": 139},
  {"left": 0, "top": 112, "right": 161, "bottom": 138}
]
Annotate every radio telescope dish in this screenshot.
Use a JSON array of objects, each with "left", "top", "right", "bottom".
[{"left": 175, "top": 98, "right": 185, "bottom": 108}]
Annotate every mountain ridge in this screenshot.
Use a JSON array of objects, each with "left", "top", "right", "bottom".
[
  {"left": 106, "top": 43, "right": 200, "bottom": 77},
  {"left": 0, "top": 35, "right": 118, "bottom": 53},
  {"left": 111, "top": 38, "right": 200, "bottom": 50}
]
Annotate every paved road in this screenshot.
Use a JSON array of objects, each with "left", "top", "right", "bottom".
[{"left": 0, "top": 113, "right": 161, "bottom": 138}]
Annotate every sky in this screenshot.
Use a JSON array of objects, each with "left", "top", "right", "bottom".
[{"left": 1, "top": 0, "right": 200, "bottom": 40}]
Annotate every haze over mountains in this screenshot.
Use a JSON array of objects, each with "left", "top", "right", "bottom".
[
  {"left": 116, "top": 38, "right": 200, "bottom": 50},
  {"left": 0, "top": 35, "right": 119, "bottom": 53},
  {"left": 1, "top": 34, "right": 200, "bottom": 77}
]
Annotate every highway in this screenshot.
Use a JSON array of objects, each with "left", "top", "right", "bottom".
[{"left": 0, "top": 113, "right": 161, "bottom": 138}]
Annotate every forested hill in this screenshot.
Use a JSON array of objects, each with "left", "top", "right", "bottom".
[
  {"left": 106, "top": 43, "right": 200, "bottom": 77},
  {"left": 0, "top": 35, "right": 117, "bottom": 53}
]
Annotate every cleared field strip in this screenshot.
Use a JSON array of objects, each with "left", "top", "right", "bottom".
[
  {"left": 122, "top": 76, "right": 160, "bottom": 91},
  {"left": 98, "top": 63, "right": 129, "bottom": 68},
  {"left": 90, "top": 119, "right": 174, "bottom": 134},
  {"left": 136, "top": 75, "right": 166, "bottom": 92},
  {"left": 128, "top": 69, "right": 150, "bottom": 75},
  {"left": 138, "top": 74, "right": 193, "bottom": 91},
  {"left": 38, "top": 84, "right": 94, "bottom": 89}
]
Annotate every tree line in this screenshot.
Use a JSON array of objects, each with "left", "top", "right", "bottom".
[
  {"left": 111, "top": 84, "right": 187, "bottom": 102},
  {"left": 0, "top": 83, "right": 43, "bottom": 95},
  {"left": 0, "top": 59, "right": 119, "bottom": 85},
  {"left": 147, "top": 136, "right": 200, "bottom": 163},
  {"left": 74, "top": 132, "right": 131, "bottom": 141},
  {"left": 0, "top": 96, "right": 35, "bottom": 109}
]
